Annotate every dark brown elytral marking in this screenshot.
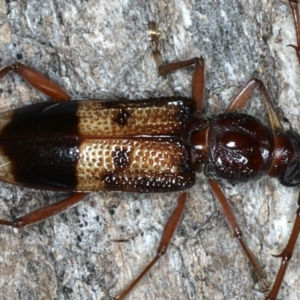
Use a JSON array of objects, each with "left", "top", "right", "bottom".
[
  {"left": 112, "top": 108, "right": 132, "bottom": 127},
  {"left": 112, "top": 146, "right": 131, "bottom": 169}
]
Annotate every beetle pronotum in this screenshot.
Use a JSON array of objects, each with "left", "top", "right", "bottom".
[{"left": 0, "top": 0, "right": 300, "bottom": 300}]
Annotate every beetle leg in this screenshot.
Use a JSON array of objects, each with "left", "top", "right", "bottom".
[
  {"left": 288, "top": 0, "right": 300, "bottom": 65},
  {"left": 0, "top": 193, "right": 87, "bottom": 228},
  {"left": 149, "top": 22, "right": 205, "bottom": 112},
  {"left": 265, "top": 191, "right": 300, "bottom": 300},
  {"left": 225, "top": 78, "right": 283, "bottom": 133},
  {"left": 208, "top": 179, "right": 269, "bottom": 290},
  {"left": 0, "top": 62, "right": 71, "bottom": 101},
  {"left": 114, "top": 192, "right": 187, "bottom": 300}
]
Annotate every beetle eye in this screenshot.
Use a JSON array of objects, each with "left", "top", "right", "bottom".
[
  {"left": 279, "top": 130, "right": 300, "bottom": 186},
  {"left": 280, "top": 161, "right": 300, "bottom": 187}
]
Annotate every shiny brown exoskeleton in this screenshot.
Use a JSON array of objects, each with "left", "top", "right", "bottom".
[
  {"left": 0, "top": 98, "right": 198, "bottom": 192},
  {"left": 0, "top": 1, "right": 300, "bottom": 299}
]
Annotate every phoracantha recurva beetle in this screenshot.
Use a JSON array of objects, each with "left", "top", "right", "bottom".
[{"left": 1, "top": 1, "right": 300, "bottom": 299}]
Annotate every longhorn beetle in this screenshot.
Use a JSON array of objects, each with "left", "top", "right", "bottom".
[{"left": 0, "top": 1, "right": 300, "bottom": 299}]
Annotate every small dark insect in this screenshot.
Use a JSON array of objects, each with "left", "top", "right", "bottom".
[{"left": 0, "top": 1, "right": 300, "bottom": 299}]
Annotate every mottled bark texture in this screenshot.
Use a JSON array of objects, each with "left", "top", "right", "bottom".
[{"left": 0, "top": 0, "right": 299, "bottom": 299}]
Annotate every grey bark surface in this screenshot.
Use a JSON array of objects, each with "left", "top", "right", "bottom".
[{"left": 0, "top": 0, "right": 300, "bottom": 299}]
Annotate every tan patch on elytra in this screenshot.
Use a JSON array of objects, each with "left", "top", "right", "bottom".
[
  {"left": 76, "top": 101, "right": 187, "bottom": 136},
  {"left": 0, "top": 149, "right": 14, "bottom": 183},
  {"left": 0, "top": 110, "right": 13, "bottom": 132},
  {"left": 76, "top": 138, "right": 186, "bottom": 191},
  {"left": 0, "top": 110, "right": 15, "bottom": 183}
]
